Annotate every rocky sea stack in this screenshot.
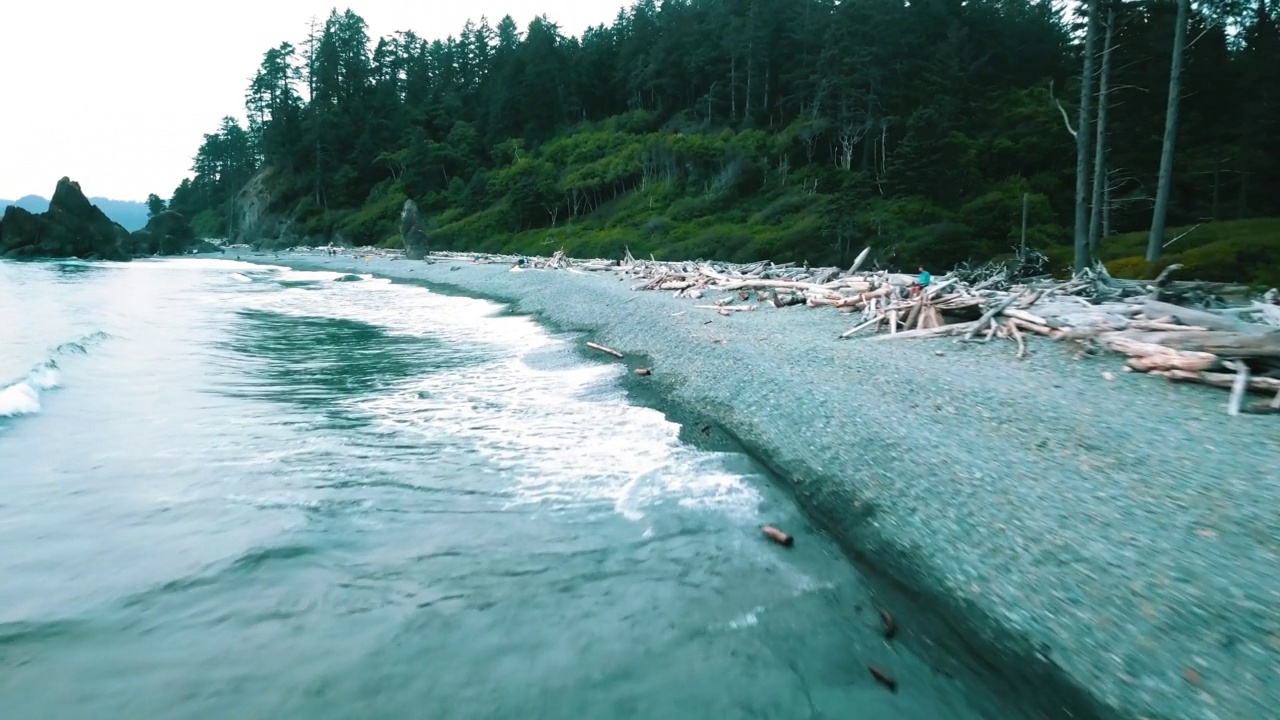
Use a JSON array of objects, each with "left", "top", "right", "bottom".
[
  {"left": 129, "top": 210, "right": 199, "bottom": 256},
  {"left": 0, "top": 178, "right": 200, "bottom": 260},
  {"left": 399, "top": 199, "right": 431, "bottom": 260}
]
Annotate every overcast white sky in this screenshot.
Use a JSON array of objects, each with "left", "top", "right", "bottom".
[{"left": 0, "top": 1, "right": 625, "bottom": 202}]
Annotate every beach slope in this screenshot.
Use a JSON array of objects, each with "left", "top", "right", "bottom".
[{"left": 253, "top": 252, "right": 1278, "bottom": 720}]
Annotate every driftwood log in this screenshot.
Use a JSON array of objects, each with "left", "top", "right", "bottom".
[
  {"left": 424, "top": 248, "right": 1279, "bottom": 417},
  {"left": 586, "top": 342, "right": 624, "bottom": 358}
]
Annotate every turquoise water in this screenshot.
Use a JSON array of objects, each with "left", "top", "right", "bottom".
[{"left": 1, "top": 258, "right": 1026, "bottom": 719}]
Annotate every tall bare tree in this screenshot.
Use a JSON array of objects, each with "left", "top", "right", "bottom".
[
  {"left": 1089, "top": 5, "right": 1117, "bottom": 252},
  {"left": 1146, "top": 0, "right": 1191, "bottom": 261},
  {"left": 1073, "top": 0, "right": 1101, "bottom": 272}
]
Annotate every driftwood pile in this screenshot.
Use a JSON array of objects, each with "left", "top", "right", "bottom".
[
  {"left": 434, "top": 249, "right": 1280, "bottom": 416},
  {"left": 296, "top": 245, "right": 406, "bottom": 258}
]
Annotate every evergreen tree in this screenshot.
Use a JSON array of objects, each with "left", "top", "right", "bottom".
[{"left": 163, "top": 0, "right": 1279, "bottom": 281}]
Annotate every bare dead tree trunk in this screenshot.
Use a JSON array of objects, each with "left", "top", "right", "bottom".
[
  {"left": 763, "top": 61, "right": 770, "bottom": 121},
  {"left": 1146, "top": 0, "right": 1190, "bottom": 261},
  {"left": 838, "top": 125, "right": 864, "bottom": 171},
  {"left": 1238, "top": 170, "right": 1248, "bottom": 219},
  {"left": 861, "top": 84, "right": 876, "bottom": 171},
  {"left": 730, "top": 56, "right": 738, "bottom": 120},
  {"left": 1103, "top": 162, "right": 1113, "bottom": 238},
  {"left": 1089, "top": 6, "right": 1116, "bottom": 253},
  {"left": 1074, "top": 0, "right": 1100, "bottom": 272},
  {"left": 745, "top": 0, "right": 755, "bottom": 120},
  {"left": 1211, "top": 155, "right": 1221, "bottom": 220},
  {"left": 1021, "top": 192, "right": 1029, "bottom": 255}
]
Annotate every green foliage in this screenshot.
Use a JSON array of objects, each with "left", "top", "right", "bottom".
[
  {"left": 490, "top": 157, "right": 560, "bottom": 230},
  {"left": 1105, "top": 255, "right": 1157, "bottom": 279},
  {"left": 334, "top": 184, "right": 407, "bottom": 245},
  {"left": 146, "top": 194, "right": 166, "bottom": 218},
  {"left": 165, "top": 0, "right": 1280, "bottom": 282},
  {"left": 190, "top": 209, "right": 224, "bottom": 238},
  {"left": 1102, "top": 219, "right": 1280, "bottom": 288}
]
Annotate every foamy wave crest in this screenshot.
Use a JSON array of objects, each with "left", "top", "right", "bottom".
[
  {"left": 0, "top": 363, "right": 60, "bottom": 417},
  {"left": 359, "top": 357, "right": 763, "bottom": 520},
  {"left": 48, "top": 331, "right": 110, "bottom": 358},
  {"left": 239, "top": 268, "right": 553, "bottom": 352},
  {"left": 230, "top": 268, "right": 762, "bottom": 520},
  {"left": 0, "top": 332, "right": 110, "bottom": 419}
]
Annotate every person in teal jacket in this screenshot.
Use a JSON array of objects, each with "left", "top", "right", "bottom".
[{"left": 912, "top": 266, "right": 931, "bottom": 297}]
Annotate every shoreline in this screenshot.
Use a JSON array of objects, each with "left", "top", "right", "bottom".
[{"left": 239, "top": 251, "right": 1276, "bottom": 720}]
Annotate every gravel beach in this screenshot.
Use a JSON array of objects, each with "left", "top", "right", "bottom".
[{"left": 249, "top": 251, "right": 1279, "bottom": 720}]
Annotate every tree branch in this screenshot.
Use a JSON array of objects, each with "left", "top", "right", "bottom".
[
  {"left": 1049, "top": 80, "right": 1077, "bottom": 138},
  {"left": 1185, "top": 27, "right": 1211, "bottom": 50},
  {"left": 1163, "top": 223, "right": 1201, "bottom": 248}
]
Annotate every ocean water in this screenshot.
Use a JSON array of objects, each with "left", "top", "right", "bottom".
[{"left": 0, "top": 258, "right": 1025, "bottom": 719}]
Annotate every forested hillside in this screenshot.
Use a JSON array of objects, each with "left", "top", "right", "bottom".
[{"left": 166, "top": 0, "right": 1280, "bottom": 278}]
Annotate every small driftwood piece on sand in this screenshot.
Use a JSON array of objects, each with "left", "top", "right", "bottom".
[
  {"left": 868, "top": 666, "right": 898, "bottom": 693},
  {"left": 1226, "top": 361, "right": 1251, "bottom": 416},
  {"left": 1151, "top": 368, "right": 1280, "bottom": 393},
  {"left": 693, "top": 304, "right": 755, "bottom": 312},
  {"left": 878, "top": 608, "right": 898, "bottom": 640},
  {"left": 1007, "top": 319, "right": 1028, "bottom": 360},
  {"left": 762, "top": 526, "right": 794, "bottom": 547},
  {"left": 586, "top": 342, "right": 624, "bottom": 359}
]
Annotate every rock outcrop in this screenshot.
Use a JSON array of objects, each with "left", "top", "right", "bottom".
[
  {"left": 0, "top": 178, "right": 205, "bottom": 260},
  {"left": 231, "top": 168, "right": 315, "bottom": 251},
  {"left": 233, "top": 168, "right": 287, "bottom": 247},
  {"left": 128, "top": 210, "right": 199, "bottom": 256},
  {"left": 399, "top": 199, "right": 431, "bottom": 260},
  {"left": 0, "top": 178, "right": 132, "bottom": 260}
]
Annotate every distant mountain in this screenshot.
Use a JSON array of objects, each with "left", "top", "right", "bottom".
[
  {"left": 1, "top": 195, "right": 150, "bottom": 231},
  {"left": 86, "top": 198, "right": 150, "bottom": 232},
  {"left": 0, "top": 195, "right": 50, "bottom": 214}
]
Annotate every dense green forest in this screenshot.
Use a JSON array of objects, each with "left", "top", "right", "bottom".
[{"left": 164, "top": 0, "right": 1280, "bottom": 281}]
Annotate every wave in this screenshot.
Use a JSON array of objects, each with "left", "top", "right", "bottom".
[
  {"left": 0, "top": 363, "right": 60, "bottom": 417},
  {"left": 360, "top": 354, "right": 765, "bottom": 521},
  {"left": 0, "top": 618, "right": 84, "bottom": 648},
  {"left": 224, "top": 265, "right": 764, "bottom": 521},
  {"left": 0, "top": 331, "right": 111, "bottom": 419},
  {"left": 119, "top": 543, "right": 318, "bottom": 610}
]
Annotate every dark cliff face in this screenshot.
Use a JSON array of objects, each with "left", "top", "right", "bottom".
[
  {"left": 127, "top": 210, "right": 199, "bottom": 256},
  {"left": 0, "top": 178, "right": 199, "bottom": 260},
  {"left": 0, "top": 178, "right": 131, "bottom": 261}
]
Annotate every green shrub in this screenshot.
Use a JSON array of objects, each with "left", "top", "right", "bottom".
[
  {"left": 750, "top": 192, "right": 820, "bottom": 224},
  {"left": 642, "top": 215, "right": 671, "bottom": 237},
  {"left": 1173, "top": 236, "right": 1280, "bottom": 287},
  {"left": 1105, "top": 255, "right": 1156, "bottom": 279},
  {"left": 1089, "top": 219, "right": 1280, "bottom": 287},
  {"left": 335, "top": 186, "right": 407, "bottom": 246}
]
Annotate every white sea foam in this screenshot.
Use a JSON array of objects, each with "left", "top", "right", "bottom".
[
  {"left": 715, "top": 576, "right": 837, "bottom": 633},
  {"left": 727, "top": 607, "right": 764, "bottom": 629},
  {"left": 359, "top": 352, "right": 762, "bottom": 520},
  {"left": 0, "top": 364, "right": 61, "bottom": 418},
  {"left": 0, "top": 331, "right": 110, "bottom": 420},
  {"left": 232, "top": 265, "right": 764, "bottom": 520}
]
